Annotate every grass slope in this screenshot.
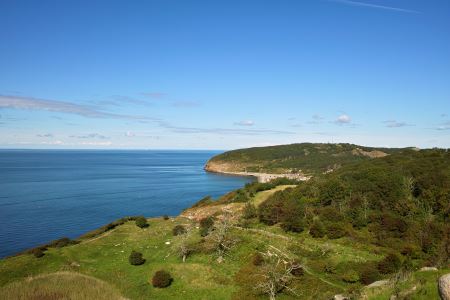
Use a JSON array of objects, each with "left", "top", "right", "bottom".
[{"left": 1, "top": 185, "right": 445, "bottom": 299}]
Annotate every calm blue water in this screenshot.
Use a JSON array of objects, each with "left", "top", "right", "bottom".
[{"left": 0, "top": 150, "right": 252, "bottom": 258}]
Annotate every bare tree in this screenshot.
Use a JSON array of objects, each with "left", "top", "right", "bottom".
[
  {"left": 254, "top": 245, "right": 300, "bottom": 300},
  {"left": 208, "top": 210, "right": 238, "bottom": 263},
  {"left": 172, "top": 225, "right": 193, "bottom": 262}
]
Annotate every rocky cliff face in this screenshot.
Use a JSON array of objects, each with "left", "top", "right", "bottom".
[{"left": 204, "top": 160, "right": 246, "bottom": 173}]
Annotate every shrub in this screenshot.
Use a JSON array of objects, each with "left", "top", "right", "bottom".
[
  {"left": 242, "top": 203, "right": 257, "bottom": 219},
  {"left": 252, "top": 253, "right": 264, "bottom": 266},
  {"left": 163, "top": 215, "right": 170, "bottom": 220},
  {"left": 341, "top": 270, "right": 360, "bottom": 283},
  {"left": 290, "top": 260, "right": 304, "bottom": 276},
  {"left": 172, "top": 225, "right": 187, "bottom": 236},
  {"left": 129, "top": 250, "right": 145, "bottom": 265},
  {"left": 360, "top": 264, "right": 380, "bottom": 285},
  {"left": 324, "top": 262, "right": 337, "bottom": 274},
  {"left": 199, "top": 216, "right": 214, "bottom": 237},
  {"left": 326, "top": 223, "right": 347, "bottom": 239},
  {"left": 309, "top": 220, "right": 326, "bottom": 238},
  {"left": 191, "top": 196, "right": 213, "bottom": 208},
  {"left": 281, "top": 215, "right": 304, "bottom": 233},
  {"left": 31, "top": 248, "right": 45, "bottom": 258},
  {"left": 135, "top": 216, "right": 148, "bottom": 228},
  {"left": 152, "top": 270, "right": 173, "bottom": 288},
  {"left": 49, "top": 237, "right": 77, "bottom": 248},
  {"left": 378, "top": 253, "right": 402, "bottom": 274}
]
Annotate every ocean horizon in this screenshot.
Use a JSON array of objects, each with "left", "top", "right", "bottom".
[{"left": 0, "top": 150, "right": 253, "bottom": 258}]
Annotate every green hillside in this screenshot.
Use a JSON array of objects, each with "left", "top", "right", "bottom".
[
  {"left": 205, "top": 143, "right": 406, "bottom": 175},
  {"left": 1, "top": 146, "right": 449, "bottom": 300}
]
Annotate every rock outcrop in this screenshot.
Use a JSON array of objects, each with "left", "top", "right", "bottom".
[{"left": 439, "top": 274, "right": 450, "bottom": 300}]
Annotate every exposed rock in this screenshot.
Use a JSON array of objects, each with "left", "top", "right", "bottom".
[
  {"left": 333, "top": 294, "right": 349, "bottom": 300},
  {"left": 439, "top": 273, "right": 450, "bottom": 300},
  {"left": 420, "top": 266, "right": 438, "bottom": 272},
  {"left": 366, "top": 279, "right": 390, "bottom": 288},
  {"left": 351, "top": 148, "right": 388, "bottom": 158}
]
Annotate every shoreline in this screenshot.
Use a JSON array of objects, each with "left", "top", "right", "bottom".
[{"left": 205, "top": 168, "right": 310, "bottom": 183}]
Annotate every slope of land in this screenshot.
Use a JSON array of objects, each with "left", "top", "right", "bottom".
[
  {"left": 1, "top": 145, "right": 449, "bottom": 300},
  {"left": 205, "top": 143, "right": 405, "bottom": 176}
]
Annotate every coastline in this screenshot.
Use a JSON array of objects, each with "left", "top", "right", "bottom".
[{"left": 204, "top": 167, "right": 310, "bottom": 183}]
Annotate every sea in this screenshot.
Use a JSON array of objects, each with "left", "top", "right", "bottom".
[{"left": 0, "top": 150, "right": 253, "bottom": 258}]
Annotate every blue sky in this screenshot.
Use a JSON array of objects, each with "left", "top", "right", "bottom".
[{"left": 0, "top": 0, "right": 449, "bottom": 149}]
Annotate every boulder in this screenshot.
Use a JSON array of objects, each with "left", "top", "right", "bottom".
[
  {"left": 420, "top": 266, "right": 438, "bottom": 272},
  {"left": 332, "top": 295, "right": 349, "bottom": 300},
  {"left": 439, "top": 274, "right": 450, "bottom": 300}
]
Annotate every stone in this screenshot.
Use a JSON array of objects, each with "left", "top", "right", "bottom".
[
  {"left": 333, "top": 294, "right": 349, "bottom": 300},
  {"left": 419, "top": 266, "right": 438, "bottom": 272},
  {"left": 439, "top": 274, "right": 450, "bottom": 300}
]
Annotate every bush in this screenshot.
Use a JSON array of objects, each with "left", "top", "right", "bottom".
[
  {"left": 360, "top": 264, "right": 380, "bottom": 285},
  {"left": 341, "top": 270, "right": 360, "bottom": 283},
  {"left": 199, "top": 217, "right": 214, "bottom": 237},
  {"left": 135, "top": 216, "right": 148, "bottom": 228},
  {"left": 252, "top": 253, "right": 264, "bottom": 266},
  {"left": 172, "top": 225, "right": 187, "bottom": 236},
  {"left": 129, "top": 250, "right": 145, "bottom": 265},
  {"left": 324, "top": 262, "right": 337, "bottom": 274},
  {"left": 326, "top": 223, "right": 347, "bottom": 239},
  {"left": 378, "top": 253, "right": 402, "bottom": 274},
  {"left": 242, "top": 203, "right": 257, "bottom": 219},
  {"left": 31, "top": 248, "right": 45, "bottom": 258},
  {"left": 290, "top": 260, "right": 304, "bottom": 276},
  {"left": 49, "top": 237, "right": 77, "bottom": 248},
  {"left": 163, "top": 215, "right": 170, "bottom": 220},
  {"left": 309, "top": 220, "right": 326, "bottom": 238},
  {"left": 152, "top": 270, "right": 173, "bottom": 288}
]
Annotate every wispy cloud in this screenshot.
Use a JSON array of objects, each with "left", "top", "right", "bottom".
[
  {"left": 172, "top": 101, "right": 201, "bottom": 108},
  {"left": 234, "top": 120, "right": 255, "bottom": 126},
  {"left": 70, "top": 133, "right": 109, "bottom": 139},
  {"left": 103, "top": 95, "right": 154, "bottom": 107},
  {"left": 330, "top": 0, "right": 419, "bottom": 14},
  {"left": 36, "top": 133, "right": 54, "bottom": 138},
  {"left": 435, "top": 121, "right": 450, "bottom": 131},
  {"left": 158, "top": 121, "right": 293, "bottom": 135},
  {"left": 0, "top": 95, "right": 154, "bottom": 121},
  {"left": 141, "top": 92, "right": 166, "bottom": 99},
  {"left": 307, "top": 114, "right": 325, "bottom": 125},
  {"left": 383, "top": 120, "right": 414, "bottom": 128}
]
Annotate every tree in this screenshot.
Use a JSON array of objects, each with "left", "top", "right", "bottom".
[
  {"left": 253, "top": 246, "right": 300, "bottom": 300},
  {"left": 128, "top": 250, "right": 145, "bottom": 265},
  {"left": 208, "top": 210, "right": 237, "bottom": 263},
  {"left": 135, "top": 216, "right": 148, "bottom": 228},
  {"left": 199, "top": 216, "right": 214, "bottom": 237},
  {"left": 172, "top": 225, "right": 194, "bottom": 262}
]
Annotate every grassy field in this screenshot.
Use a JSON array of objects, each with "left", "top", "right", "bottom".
[{"left": 0, "top": 186, "right": 446, "bottom": 300}]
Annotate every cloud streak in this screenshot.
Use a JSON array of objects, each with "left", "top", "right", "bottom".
[
  {"left": 383, "top": 120, "right": 414, "bottom": 128},
  {"left": 0, "top": 95, "right": 154, "bottom": 121},
  {"left": 70, "top": 133, "right": 109, "bottom": 139},
  {"left": 330, "top": 0, "right": 419, "bottom": 14},
  {"left": 234, "top": 120, "right": 255, "bottom": 126},
  {"left": 158, "top": 121, "right": 293, "bottom": 136}
]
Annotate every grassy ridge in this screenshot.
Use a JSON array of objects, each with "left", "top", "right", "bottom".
[{"left": 206, "top": 143, "right": 405, "bottom": 175}]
